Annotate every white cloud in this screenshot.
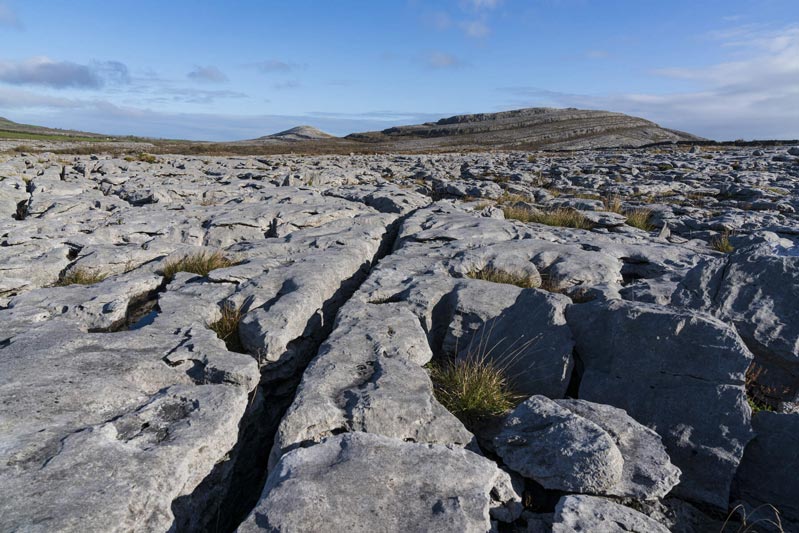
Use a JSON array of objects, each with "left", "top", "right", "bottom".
[{"left": 500, "top": 25, "right": 799, "bottom": 140}]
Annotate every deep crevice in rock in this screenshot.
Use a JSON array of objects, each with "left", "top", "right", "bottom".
[
  {"left": 88, "top": 280, "right": 167, "bottom": 333},
  {"left": 169, "top": 210, "right": 412, "bottom": 532}
]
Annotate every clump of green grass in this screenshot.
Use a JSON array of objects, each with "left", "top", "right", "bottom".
[
  {"left": 624, "top": 208, "right": 655, "bottom": 231},
  {"left": 466, "top": 266, "right": 539, "bottom": 289},
  {"left": 162, "top": 251, "right": 235, "bottom": 280},
  {"left": 503, "top": 206, "right": 594, "bottom": 229},
  {"left": 428, "top": 324, "right": 532, "bottom": 430},
  {"left": 208, "top": 301, "right": 246, "bottom": 353},
  {"left": 429, "top": 357, "right": 521, "bottom": 429},
  {"left": 54, "top": 268, "right": 107, "bottom": 286},
  {"left": 711, "top": 231, "right": 735, "bottom": 253}
]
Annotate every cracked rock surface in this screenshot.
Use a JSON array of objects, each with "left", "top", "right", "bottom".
[{"left": 1, "top": 145, "right": 797, "bottom": 532}]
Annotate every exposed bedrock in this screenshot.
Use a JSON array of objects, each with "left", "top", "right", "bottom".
[{"left": 1, "top": 145, "right": 797, "bottom": 532}]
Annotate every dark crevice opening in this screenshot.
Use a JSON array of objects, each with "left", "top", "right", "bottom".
[{"left": 564, "top": 347, "right": 584, "bottom": 399}]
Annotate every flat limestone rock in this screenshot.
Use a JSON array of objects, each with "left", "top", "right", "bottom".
[
  {"left": 240, "top": 432, "right": 522, "bottom": 533},
  {"left": 552, "top": 495, "right": 669, "bottom": 533},
  {"left": 269, "top": 302, "right": 474, "bottom": 469}
]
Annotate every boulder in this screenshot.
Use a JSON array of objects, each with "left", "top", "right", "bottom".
[
  {"left": 567, "top": 299, "right": 753, "bottom": 508},
  {"left": 443, "top": 281, "right": 575, "bottom": 398},
  {"left": 494, "top": 396, "right": 624, "bottom": 494},
  {"left": 494, "top": 396, "right": 680, "bottom": 499},
  {"left": 731, "top": 411, "right": 799, "bottom": 526},
  {"left": 673, "top": 240, "right": 799, "bottom": 407},
  {"left": 552, "top": 495, "right": 669, "bottom": 533}
]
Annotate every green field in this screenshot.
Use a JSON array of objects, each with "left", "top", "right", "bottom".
[{"left": 0, "top": 130, "right": 111, "bottom": 142}]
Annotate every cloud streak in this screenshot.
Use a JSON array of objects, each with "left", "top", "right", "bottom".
[
  {"left": 0, "top": 2, "right": 21, "bottom": 29},
  {"left": 0, "top": 57, "right": 129, "bottom": 89},
  {"left": 251, "top": 59, "right": 299, "bottom": 74},
  {"left": 426, "top": 51, "right": 464, "bottom": 69},
  {"left": 187, "top": 65, "right": 228, "bottom": 83}
]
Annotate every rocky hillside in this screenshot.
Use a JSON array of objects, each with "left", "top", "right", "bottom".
[
  {"left": 1, "top": 144, "right": 797, "bottom": 532},
  {"left": 346, "top": 107, "right": 702, "bottom": 150}
]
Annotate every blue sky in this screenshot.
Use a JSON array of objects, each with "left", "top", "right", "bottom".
[{"left": 0, "top": 0, "right": 797, "bottom": 141}]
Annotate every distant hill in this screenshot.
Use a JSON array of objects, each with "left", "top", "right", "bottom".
[
  {"left": 255, "top": 125, "right": 335, "bottom": 142},
  {"left": 1, "top": 107, "right": 706, "bottom": 153},
  {"left": 0, "top": 116, "right": 109, "bottom": 141},
  {"left": 345, "top": 107, "right": 703, "bottom": 150},
  {"left": 242, "top": 107, "right": 702, "bottom": 152}
]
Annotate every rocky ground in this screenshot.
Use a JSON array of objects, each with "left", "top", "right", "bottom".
[{"left": 1, "top": 144, "right": 797, "bottom": 532}]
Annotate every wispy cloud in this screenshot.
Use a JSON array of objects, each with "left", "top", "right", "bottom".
[
  {"left": 0, "top": 86, "right": 83, "bottom": 109},
  {"left": 421, "top": 0, "right": 499, "bottom": 39},
  {"left": 141, "top": 87, "right": 246, "bottom": 105},
  {"left": 497, "top": 24, "right": 799, "bottom": 139},
  {"left": 187, "top": 65, "right": 228, "bottom": 83},
  {"left": 460, "top": 19, "right": 490, "bottom": 38},
  {"left": 585, "top": 49, "right": 610, "bottom": 59},
  {"left": 251, "top": 59, "right": 299, "bottom": 74},
  {"left": 426, "top": 51, "right": 464, "bottom": 69},
  {"left": 0, "top": 57, "right": 129, "bottom": 89},
  {"left": 272, "top": 80, "right": 300, "bottom": 90},
  {"left": 463, "top": 0, "right": 501, "bottom": 10},
  {"left": 0, "top": 2, "right": 21, "bottom": 29}
]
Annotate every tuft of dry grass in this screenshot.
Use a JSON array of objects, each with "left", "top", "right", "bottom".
[
  {"left": 496, "top": 192, "right": 529, "bottom": 205},
  {"left": 466, "top": 266, "right": 539, "bottom": 289},
  {"left": 503, "top": 206, "right": 594, "bottom": 229},
  {"left": 538, "top": 273, "right": 564, "bottom": 294},
  {"left": 162, "top": 251, "right": 235, "bottom": 280},
  {"left": 624, "top": 208, "right": 655, "bottom": 231},
  {"left": 54, "top": 268, "right": 107, "bottom": 286},
  {"left": 208, "top": 301, "right": 246, "bottom": 353},
  {"left": 124, "top": 152, "right": 158, "bottom": 163},
  {"left": 721, "top": 503, "right": 784, "bottom": 533},
  {"left": 711, "top": 231, "right": 735, "bottom": 253},
  {"left": 603, "top": 194, "right": 624, "bottom": 214},
  {"left": 573, "top": 192, "right": 601, "bottom": 201}
]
